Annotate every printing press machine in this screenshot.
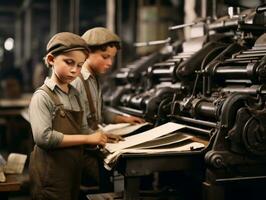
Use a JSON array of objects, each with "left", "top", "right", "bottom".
[{"left": 102, "top": 5, "right": 266, "bottom": 200}]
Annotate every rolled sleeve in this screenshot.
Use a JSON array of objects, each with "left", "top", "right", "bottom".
[{"left": 29, "top": 90, "right": 64, "bottom": 149}]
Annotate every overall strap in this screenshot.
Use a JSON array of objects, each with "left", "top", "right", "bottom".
[
  {"left": 75, "top": 94, "right": 83, "bottom": 111},
  {"left": 78, "top": 74, "right": 98, "bottom": 123},
  {"left": 39, "top": 84, "right": 63, "bottom": 107},
  {"left": 39, "top": 84, "right": 81, "bottom": 132}
]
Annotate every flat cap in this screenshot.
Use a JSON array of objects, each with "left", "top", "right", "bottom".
[
  {"left": 47, "top": 32, "right": 89, "bottom": 54},
  {"left": 82, "top": 27, "right": 120, "bottom": 46}
]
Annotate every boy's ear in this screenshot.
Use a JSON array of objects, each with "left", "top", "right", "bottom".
[{"left": 47, "top": 54, "right": 55, "bottom": 65}]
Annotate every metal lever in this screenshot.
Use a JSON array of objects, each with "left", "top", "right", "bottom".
[
  {"left": 256, "top": 4, "right": 266, "bottom": 13},
  {"left": 168, "top": 22, "right": 196, "bottom": 30},
  {"left": 134, "top": 37, "right": 171, "bottom": 47}
]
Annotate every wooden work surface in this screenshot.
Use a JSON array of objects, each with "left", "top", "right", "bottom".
[
  {"left": 0, "top": 93, "right": 31, "bottom": 117},
  {"left": 0, "top": 94, "right": 32, "bottom": 108},
  {"left": 0, "top": 174, "right": 24, "bottom": 192}
]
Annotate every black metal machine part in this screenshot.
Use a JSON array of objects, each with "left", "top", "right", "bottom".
[{"left": 103, "top": 5, "right": 266, "bottom": 199}]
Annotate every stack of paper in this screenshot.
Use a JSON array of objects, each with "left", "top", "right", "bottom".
[
  {"left": 104, "top": 142, "right": 205, "bottom": 170},
  {"left": 105, "top": 122, "right": 186, "bottom": 153},
  {"left": 103, "top": 122, "right": 205, "bottom": 169}
]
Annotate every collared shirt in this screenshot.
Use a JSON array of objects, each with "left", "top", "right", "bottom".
[
  {"left": 29, "top": 77, "right": 90, "bottom": 149},
  {"left": 71, "top": 67, "right": 116, "bottom": 125}
]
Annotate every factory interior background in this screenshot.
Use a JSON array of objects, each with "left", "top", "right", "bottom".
[{"left": 0, "top": 0, "right": 266, "bottom": 200}]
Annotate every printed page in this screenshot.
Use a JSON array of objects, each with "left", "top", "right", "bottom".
[{"left": 105, "top": 122, "right": 186, "bottom": 153}]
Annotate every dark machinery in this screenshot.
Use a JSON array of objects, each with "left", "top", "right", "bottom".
[{"left": 103, "top": 4, "right": 266, "bottom": 200}]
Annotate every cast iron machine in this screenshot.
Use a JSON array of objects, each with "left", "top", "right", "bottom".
[{"left": 103, "top": 4, "right": 266, "bottom": 200}]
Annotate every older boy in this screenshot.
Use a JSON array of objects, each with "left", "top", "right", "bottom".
[
  {"left": 72, "top": 27, "right": 144, "bottom": 190},
  {"left": 72, "top": 27, "right": 144, "bottom": 130}
]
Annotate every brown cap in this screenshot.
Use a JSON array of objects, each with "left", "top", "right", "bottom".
[
  {"left": 46, "top": 32, "right": 89, "bottom": 54},
  {"left": 82, "top": 27, "right": 120, "bottom": 46}
]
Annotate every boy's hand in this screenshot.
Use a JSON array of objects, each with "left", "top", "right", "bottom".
[
  {"left": 115, "top": 115, "right": 145, "bottom": 124},
  {"left": 105, "top": 133, "right": 124, "bottom": 143},
  {"left": 125, "top": 116, "right": 145, "bottom": 124},
  {"left": 87, "top": 130, "right": 108, "bottom": 147}
]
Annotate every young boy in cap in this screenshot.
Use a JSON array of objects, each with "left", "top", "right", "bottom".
[
  {"left": 29, "top": 32, "right": 116, "bottom": 200},
  {"left": 71, "top": 27, "right": 145, "bottom": 190},
  {"left": 73, "top": 27, "right": 144, "bottom": 130}
]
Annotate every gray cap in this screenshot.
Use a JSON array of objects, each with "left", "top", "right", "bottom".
[
  {"left": 46, "top": 32, "right": 89, "bottom": 54},
  {"left": 82, "top": 27, "right": 120, "bottom": 46}
]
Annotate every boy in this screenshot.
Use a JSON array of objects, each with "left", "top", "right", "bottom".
[
  {"left": 29, "top": 32, "right": 112, "bottom": 200},
  {"left": 72, "top": 27, "right": 144, "bottom": 130},
  {"left": 71, "top": 27, "right": 144, "bottom": 190}
]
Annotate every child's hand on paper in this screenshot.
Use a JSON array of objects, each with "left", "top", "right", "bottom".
[
  {"left": 88, "top": 130, "right": 108, "bottom": 147},
  {"left": 115, "top": 115, "right": 145, "bottom": 124},
  {"left": 106, "top": 133, "right": 124, "bottom": 143}
]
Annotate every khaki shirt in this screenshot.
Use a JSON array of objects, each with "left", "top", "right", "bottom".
[
  {"left": 71, "top": 67, "right": 116, "bottom": 125},
  {"left": 29, "top": 78, "right": 90, "bottom": 149}
]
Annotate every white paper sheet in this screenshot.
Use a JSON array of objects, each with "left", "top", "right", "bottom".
[
  {"left": 105, "top": 122, "right": 186, "bottom": 153},
  {"left": 102, "top": 123, "right": 131, "bottom": 132},
  {"left": 103, "top": 122, "right": 151, "bottom": 136}
]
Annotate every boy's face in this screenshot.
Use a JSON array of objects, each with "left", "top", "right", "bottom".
[
  {"left": 48, "top": 50, "right": 87, "bottom": 84},
  {"left": 86, "top": 46, "right": 117, "bottom": 75}
]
